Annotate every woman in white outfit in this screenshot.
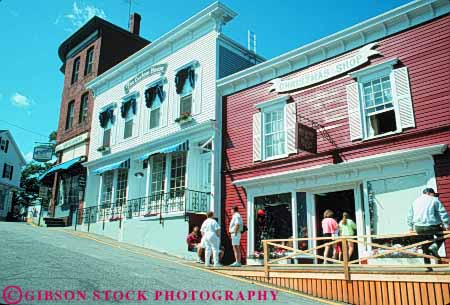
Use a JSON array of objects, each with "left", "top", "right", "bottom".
[{"left": 200, "top": 211, "right": 222, "bottom": 267}]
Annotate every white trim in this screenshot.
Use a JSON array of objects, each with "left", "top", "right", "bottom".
[
  {"left": 235, "top": 144, "right": 447, "bottom": 187},
  {"left": 255, "top": 95, "right": 289, "bottom": 109},
  {"left": 350, "top": 58, "right": 398, "bottom": 79},
  {"left": 121, "top": 91, "right": 139, "bottom": 101}
]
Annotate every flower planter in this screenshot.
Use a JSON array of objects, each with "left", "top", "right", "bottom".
[
  {"left": 97, "top": 146, "right": 111, "bottom": 153},
  {"left": 175, "top": 116, "right": 193, "bottom": 124}
]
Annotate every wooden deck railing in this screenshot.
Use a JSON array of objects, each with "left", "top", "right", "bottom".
[{"left": 262, "top": 231, "right": 450, "bottom": 280}]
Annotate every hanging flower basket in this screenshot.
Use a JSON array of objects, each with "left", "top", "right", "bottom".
[
  {"left": 144, "top": 212, "right": 160, "bottom": 217},
  {"left": 97, "top": 145, "right": 110, "bottom": 153},
  {"left": 109, "top": 216, "right": 122, "bottom": 222},
  {"left": 175, "top": 112, "right": 192, "bottom": 124}
]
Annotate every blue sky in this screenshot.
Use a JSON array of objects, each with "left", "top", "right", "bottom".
[{"left": 0, "top": 0, "right": 411, "bottom": 162}]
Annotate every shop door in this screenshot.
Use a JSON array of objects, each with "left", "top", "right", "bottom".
[
  {"left": 315, "top": 189, "right": 357, "bottom": 262},
  {"left": 200, "top": 153, "right": 212, "bottom": 193}
]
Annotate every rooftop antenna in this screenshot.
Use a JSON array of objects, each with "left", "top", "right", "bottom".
[
  {"left": 248, "top": 30, "right": 256, "bottom": 54},
  {"left": 123, "top": 0, "right": 138, "bottom": 27}
]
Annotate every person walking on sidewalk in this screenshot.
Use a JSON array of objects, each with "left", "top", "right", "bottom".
[
  {"left": 408, "top": 188, "right": 449, "bottom": 270},
  {"left": 229, "top": 206, "right": 243, "bottom": 267},
  {"left": 200, "top": 211, "right": 222, "bottom": 267}
]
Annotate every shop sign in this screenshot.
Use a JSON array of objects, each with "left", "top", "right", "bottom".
[
  {"left": 269, "top": 42, "right": 381, "bottom": 93},
  {"left": 55, "top": 133, "right": 88, "bottom": 153},
  {"left": 297, "top": 123, "right": 317, "bottom": 154},
  {"left": 33, "top": 145, "right": 54, "bottom": 162},
  {"left": 124, "top": 63, "right": 168, "bottom": 94}
]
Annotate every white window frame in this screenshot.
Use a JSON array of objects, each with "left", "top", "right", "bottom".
[
  {"left": 256, "top": 96, "right": 290, "bottom": 161},
  {"left": 174, "top": 61, "right": 200, "bottom": 119},
  {"left": 350, "top": 58, "right": 401, "bottom": 140}
]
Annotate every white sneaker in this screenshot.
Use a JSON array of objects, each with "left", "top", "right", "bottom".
[
  {"left": 214, "top": 263, "right": 223, "bottom": 267},
  {"left": 230, "top": 262, "right": 241, "bottom": 267}
]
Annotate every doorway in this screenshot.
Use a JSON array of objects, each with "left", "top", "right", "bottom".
[{"left": 314, "top": 189, "right": 358, "bottom": 262}]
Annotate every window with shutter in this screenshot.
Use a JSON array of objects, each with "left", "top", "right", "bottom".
[
  {"left": 348, "top": 59, "right": 415, "bottom": 140},
  {"left": 9, "top": 165, "right": 13, "bottom": 180}
]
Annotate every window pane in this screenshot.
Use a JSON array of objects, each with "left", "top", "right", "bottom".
[
  {"left": 169, "top": 152, "right": 186, "bottom": 197},
  {"left": 263, "top": 109, "right": 285, "bottom": 158},
  {"left": 115, "top": 169, "right": 128, "bottom": 206},
  {"left": 180, "top": 95, "right": 192, "bottom": 115},
  {"left": 124, "top": 120, "right": 133, "bottom": 139},
  {"left": 103, "top": 129, "right": 111, "bottom": 147},
  {"left": 101, "top": 172, "right": 114, "bottom": 206},
  {"left": 150, "top": 108, "right": 160, "bottom": 129},
  {"left": 151, "top": 154, "right": 166, "bottom": 196}
]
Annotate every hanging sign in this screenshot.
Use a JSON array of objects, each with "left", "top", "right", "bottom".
[
  {"left": 269, "top": 43, "right": 381, "bottom": 93},
  {"left": 297, "top": 123, "right": 317, "bottom": 154},
  {"left": 33, "top": 145, "right": 54, "bottom": 162},
  {"left": 124, "top": 63, "right": 168, "bottom": 94}
]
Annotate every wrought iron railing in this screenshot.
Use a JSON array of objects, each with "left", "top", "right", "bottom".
[{"left": 75, "top": 189, "right": 210, "bottom": 231}]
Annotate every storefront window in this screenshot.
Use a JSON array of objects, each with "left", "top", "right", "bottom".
[
  {"left": 115, "top": 169, "right": 128, "bottom": 206},
  {"left": 368, "top": 173, "right": 427, "bottom": 235},
  {"left": 254, "top": 193, "right": 292, "bottom": 252},
  {"left": 101, "top": 172, "right": 114, "bottom": 206},
  {"left": 57, "top": 175, "right": 79, "bottom": 207},
  {"left": 169, "top": 152, "right": 186, "bottom": 198},
  {"left": 150, "top": 154, "right": 166, "bottom": 197}
]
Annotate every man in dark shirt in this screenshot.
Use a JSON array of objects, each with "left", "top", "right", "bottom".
[{"left": 186, "top": 226, "right": 204, "bottom": 263}]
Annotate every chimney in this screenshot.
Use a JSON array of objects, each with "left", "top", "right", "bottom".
[{"left": 129, "top": 13, "right": 141, "bottom": 35}]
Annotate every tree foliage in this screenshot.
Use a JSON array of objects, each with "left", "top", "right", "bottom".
[{"left": 17, "top": 162, "right": 54, "bottom": 207}]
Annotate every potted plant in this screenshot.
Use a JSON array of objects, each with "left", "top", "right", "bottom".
[
  {"left": 175, "top": 112, "right": 192, "bottom": 124},
  {"left": 97, "top": 145, "right": 110, "bottom": 153}
]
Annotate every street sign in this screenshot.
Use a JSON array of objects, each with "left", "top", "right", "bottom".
[{"left": 33, "top": 145, "right": 54, "bottom": 162}]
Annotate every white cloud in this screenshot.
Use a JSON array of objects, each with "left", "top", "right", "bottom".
[
  {"left": 64, "top": 2, "right": 106, "bottom": 32},
  {"left": 24, "top": 151, "right": 34, "bottom": 163},
  {"left": 10, "top": 93, "right": 32, "bottom": 108}
]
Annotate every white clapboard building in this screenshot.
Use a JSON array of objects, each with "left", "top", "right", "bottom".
[
  {"left": 0, "top": 130, "right": 26, "bottom": 219},
  {"left": 79, "top": 2, "right": 264, "bottom": 256}
]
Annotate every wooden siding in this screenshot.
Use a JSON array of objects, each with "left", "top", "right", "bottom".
[
  {"left": 219, "top": 45, "right": 256, "bottom": 79},
  {"left": 216, "top": 268, "right": 450, "bottom": 305},
  {"left": 222, "top": 15, "right": 450, "bottom": 260}
]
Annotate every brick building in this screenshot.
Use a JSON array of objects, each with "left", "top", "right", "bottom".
[
  {"left": 40, "top": 14, "right": 149, "bottom": 226},
  {"left": 218, "top": 0, "right": 450, "bottom": 263}
]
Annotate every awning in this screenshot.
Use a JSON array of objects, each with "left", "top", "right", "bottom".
[
  {"left": 92, "top": 159, "right": 130, "bottom": 175},
  {"left": 137, "top": 141, "right": 189, "bottom": 161},
  {"left": 38, "top": 156, "right": 83, "bottom": 181}
]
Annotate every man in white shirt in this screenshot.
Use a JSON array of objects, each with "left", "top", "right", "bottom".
[
  {"left": 408, "top": 188, "right": 449, "bottom": 270},
  {"left": 200, "top": 211, "right": 222, "bottom": 267},
  {"left": 229, "top": 206, "right": 243, "bottom": 267}
]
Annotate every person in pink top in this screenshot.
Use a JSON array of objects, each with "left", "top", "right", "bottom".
[{"left": 322, "top": 209, "right": 338, "bottom": 264}]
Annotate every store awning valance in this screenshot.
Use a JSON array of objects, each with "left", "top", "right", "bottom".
[
  {"left": 38, "top": 156, "right": 83, "bottom": 181},
  {"left": 137, "top": 141, "right": 189, "bottom": 161},
  {"left": 92, "top": 159, "right": 130, "bottom": 175}
]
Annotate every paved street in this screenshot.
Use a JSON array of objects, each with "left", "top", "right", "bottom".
[{"left": 0, "top": 223, "right": 335, "bottom": 305}]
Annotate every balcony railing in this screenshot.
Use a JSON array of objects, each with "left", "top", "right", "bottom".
[{"left": 75, "top": 189, "right": 210, "bottom": 231}]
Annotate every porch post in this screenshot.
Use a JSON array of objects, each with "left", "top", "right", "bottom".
[
  {"left": 247, "top": 193, "right": 255, "bottom": 258},
  {"left": 291, "top": 192, "right": 298, "bottom": 251}
]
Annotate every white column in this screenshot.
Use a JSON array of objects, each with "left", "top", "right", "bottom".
[
  {"left": 306, "top": 192, "right": 316, "bottom": 263},
  {"left": 290, "top": 191, "right": 298, "bottom": 250},
  {"left": 247, "top": 193, "right": 255, "bottom": 257}
]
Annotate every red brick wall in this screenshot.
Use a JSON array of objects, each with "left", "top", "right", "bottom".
[{"left": 222, "top": 15, "right": 450, "bottom": 260}]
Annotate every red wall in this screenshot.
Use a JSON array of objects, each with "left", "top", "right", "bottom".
[{"left": 222, "top": 15, "right": 450, "bottom": 260}]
